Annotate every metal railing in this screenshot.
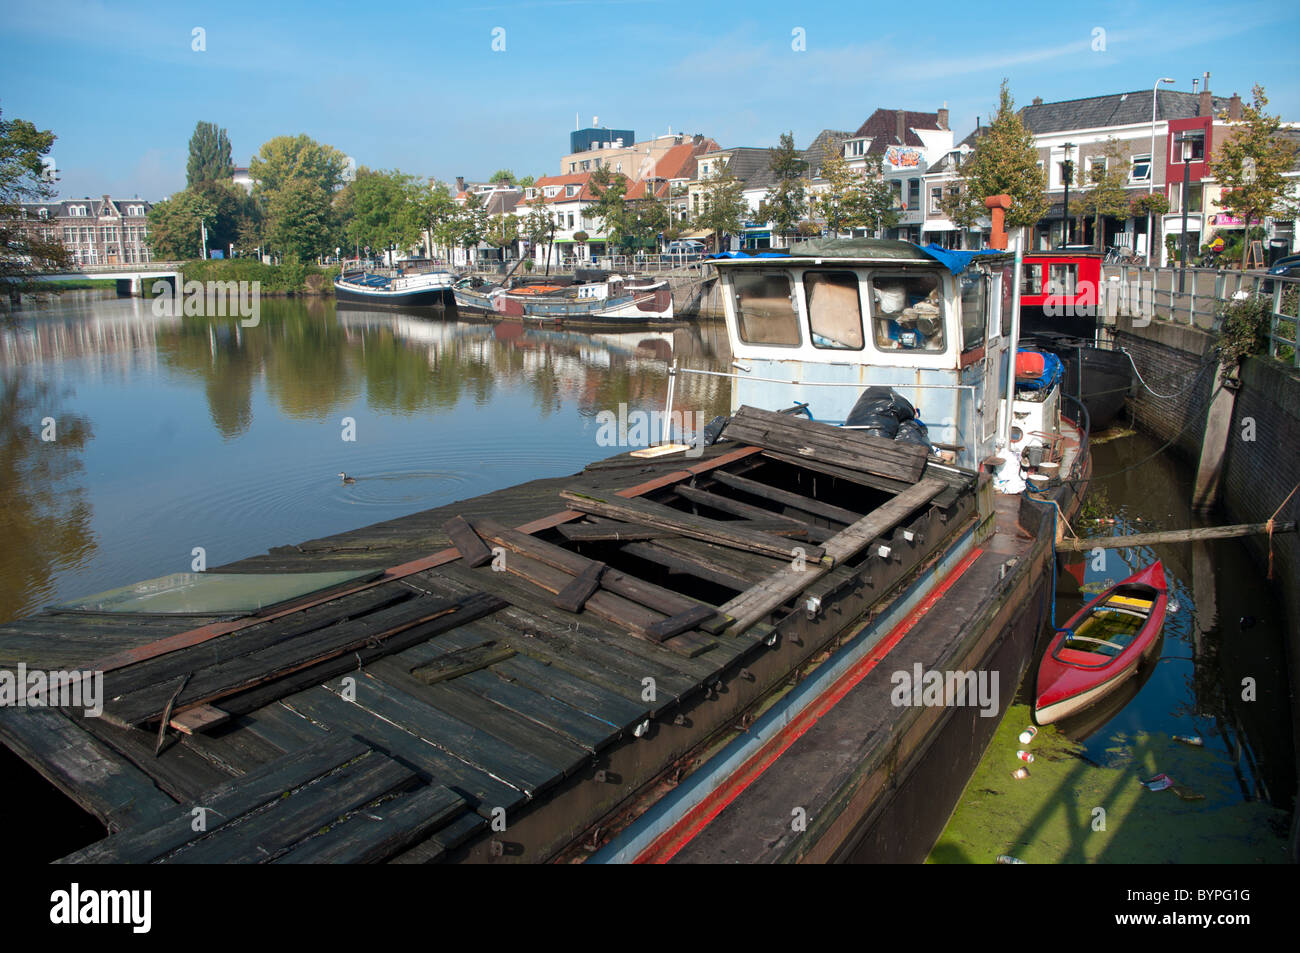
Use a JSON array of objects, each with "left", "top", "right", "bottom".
[
  {"left": 466, "top": 255, "right": 713, "bottom": 277},
  {"left": 1102, "top": 263, "right": 1300, "bottom": 367}
]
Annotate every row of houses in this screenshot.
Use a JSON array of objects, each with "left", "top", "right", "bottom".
[
  {"left": 11, "top": 196, "right": 154, "bottom": 266},
  {"left": 438, "top": 73, "right": 1298, "bottom": 268}
]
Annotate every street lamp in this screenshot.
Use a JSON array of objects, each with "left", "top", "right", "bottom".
[
  {"left": 1178, "top": 134, "right": 1193, "bottom": 292},
  {"left": 1148, "top": 77, "right": 1176, "bottom": 265},
  {"left": 1060, "top": 142, "right": 1074, "bottom": 248}
]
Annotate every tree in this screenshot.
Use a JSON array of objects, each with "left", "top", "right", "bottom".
[
  {"left": 1211, "top": 85, "right": 1300, "bottom": 269},
  {"left": 815, "top": 154, "right": 897, "bottom": 235},
  {"left": 583, "top": 166, "right": 630, "bottom": 246},
  {"left": 338, "top": 168, "right": 425, "bottom": 258},
  {"left": 186, "top": 121, "right": 233, "bottom": 188},
  {"left": 249, "top": 134, "right": 348, "bottom": 199},
  {"left": 264, "top": 178, "right": 333, "bottom": 260},
  {"left": 521, "top": 206, "right": 554, "bottom": 261},
  {"left": 0, "top": 106, "right": 71, "bottom": 300},
  {"left": 760, "top": 131, "right": 807, "bottom": 244},
  {"left": 420, "top": 180, "right": 458, "bottom": 261},
  {"left": 489, "top": 169, "right": 516, "bottom": 185},
  {"left": 146, "top": 190, "right": 217, "bottom": 259},
  {"left": 518, "top": 175, "right": 536, "bottom": 190},
  {"left": 694, "top": 170, "right": 749, "bottom": 250},
  {"left": 1068, "top": 138, "right": 1133, "bottom": 252},
  {"left": 940, "top": 80, "right": 1049, "bottom": 237}
]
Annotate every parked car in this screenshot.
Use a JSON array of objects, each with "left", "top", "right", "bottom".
[{"left": 664, "top": 240, "right": 706, "bottom": 260}]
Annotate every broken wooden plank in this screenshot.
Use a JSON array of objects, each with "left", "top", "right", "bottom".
[
  {"left": 0, "top": 706, "right": 174, "bottom": 835},
  {"left": 556, "top": 517, "right": 809, "bottom": 542},
  {"left": 560, "top": 488, "right": 827, "bottom": 564},
  {"left": 410, "top": 642, "right": 517, "bottom": 685},
  {"left": 471, "top": 517, "right": 727, "bottom": 634},
  {"left": 722, "top": 405, "right": 928, "bottom": 482},
  {"left": 443, "top": 516, "right": 495, "bottom": 567},
  {"left": 645, "top": 605, "right": 719, "bottom": 642},
  {"left": 59, "top": 736, "right": 371, "bottom": 864},
  {"left": 553, "top": 561, "right": 605, "bottom": 612},
  {"left": 708, "top": 469, "right": 864, "bottom": 525},
  {"left": 674, "top": 485, "right": 837, "bottom": 542},
  {"left": 620, "top": 540, "right": 758, "bottom": 592},
  {"left": 169, "top": 704, "right": 230, "bottom": 735},
  {"left": 274, "top": 783, "right": 469, "bottom": 864},
  {"left": 718, "top": 477, "right": 947, "bottom": 635}
]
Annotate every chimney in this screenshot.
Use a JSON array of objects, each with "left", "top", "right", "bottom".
[
  {"left": 937, "top": 105, "right": 949, "bottom": 130},
  {"left": 1032, "top": 96, "right": 1043, "bottom": 106},
  {"left": 1198, "top": 71, "right": 1212, "bottom": 117},
  {"left": 1229, "top": 92, "right": 1243, "bottom": 120},
  {"left": 455, "top": 176, "right": 465, "bottom": 194},
  {"left": 896, "top": 109, "right": 906, "bottom": 143}
]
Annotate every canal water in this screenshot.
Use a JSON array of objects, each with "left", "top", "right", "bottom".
[{"left": 0, "top": 293, "right": 1292, "bottom": 862}]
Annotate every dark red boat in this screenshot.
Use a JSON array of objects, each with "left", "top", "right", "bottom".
[{"left": 1034, "top": 561, "right": 1167, "bottom": 724}]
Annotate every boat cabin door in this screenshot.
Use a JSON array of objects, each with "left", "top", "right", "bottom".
[{"left": 960, "top": 264, "right": 1012, "bottom": 453}]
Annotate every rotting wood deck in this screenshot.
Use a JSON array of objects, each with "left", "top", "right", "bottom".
[{"left": 0, "top": 412, "right": 985, "bottom": 864}]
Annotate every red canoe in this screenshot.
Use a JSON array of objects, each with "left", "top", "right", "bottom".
[{"left": 1034, "top": 561, "right": 1167, "bottom": 725}]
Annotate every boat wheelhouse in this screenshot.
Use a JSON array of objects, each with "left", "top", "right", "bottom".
[{"left": 700, "top": 238, "right": 1081, "bottom": 492}]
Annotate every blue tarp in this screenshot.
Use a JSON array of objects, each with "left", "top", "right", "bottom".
[
  {"left": 1015, "top": 348, "right": 1065, "bottom": 391},
  {"left": 705, "top": 251, "right": 790, "bottom": 259},
  {"left": 915, "top": 243, "right": 1004, "bottom": 275}
]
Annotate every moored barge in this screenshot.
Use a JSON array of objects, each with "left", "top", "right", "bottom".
[{"left": 0, "top": 239, "right": 1087, "bottom": 864}]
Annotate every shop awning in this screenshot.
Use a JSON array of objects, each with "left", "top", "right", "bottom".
[{"left": 680, "top": 228, "right": 714, "bottom": 239}]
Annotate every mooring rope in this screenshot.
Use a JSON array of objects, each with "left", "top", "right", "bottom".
[
  {"left": 1266, "top": 480, "right": 1300, "bottom": 581},
  {"left": 1117, "top": 347, "right": 1218, "bottom": 400}
]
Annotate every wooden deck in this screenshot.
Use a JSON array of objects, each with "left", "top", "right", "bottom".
[{"left": 0, "top": 407, "right": 982, "bottom": 864}]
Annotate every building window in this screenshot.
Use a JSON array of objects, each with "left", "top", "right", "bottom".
[
  {"left": 845, "top": 139, "right": 865, "bottom": 158},
  {"left": 1173, "top": 131, "right": 1205, "bottom": 163},
  {"left": 70, "top": 205, "right": 86, "bottom": 217},
  {"left": 38, "top": 207, "right": 48, "bottom": 220},
  {"left": 733, "top": 272, "right": 801, "bottom": 347},
  {"left": 1022, "top": 263, "right": 1043, "bottom": 296},
  {"left": 908, "top": 179, "right": 921, "bottom": 210},
  {"left": 1048, "top": 263, "right": 1078, "bottom": 297},
  {"left": 804, "top": 271, "right": 863, "bottom": 350},
  {"left": 569, "top": 163, "right": 576, "bottom": 173},
  {"left": 1130, "top": 154, "right": 1152, "bottom": 183},
  {"left": 930, "top": 187, "right": 942, "bottom": 214},
  {"left": 566, "top": 185, "right": 577, "bottom": 197},
  {"left": 890, "top": 180, "right": 903, "bottom": 208}
]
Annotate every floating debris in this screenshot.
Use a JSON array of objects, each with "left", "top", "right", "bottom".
[
  {"left": 1017, "top": 750, "right": 1035, "bottom": 763},
  {"left": 1144, "top": 774, "right": 1174, "bottom": 792},
  {"left": 1012, "top": 767, "right": 1030, "bottom": 780},
  {"left": 1173, "top": 735, "right": 1204, "bottom": 747},
  {"left": 1171, "top": 785, "right": 1206, "bottom": 802},
  {"left": 1019, "top": 727, "right": 1038, "bottom": 745},
  {"left": 996, "top": 854, "right": 1027, "bottom": 864}
]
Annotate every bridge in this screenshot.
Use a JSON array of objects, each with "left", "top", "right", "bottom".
[{"left": 30, "top": 262, "right": 185, "bottom": 296}]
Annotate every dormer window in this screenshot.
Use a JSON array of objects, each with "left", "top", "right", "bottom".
[
  {"left": 38, "top": 208, "right": 49, "bottom": 220},
  {"left": 70, "top": 205, "right": 87, "bottom": 217},
  {"left": 566, "top": 184, "right": 578, "bottom": 197}
]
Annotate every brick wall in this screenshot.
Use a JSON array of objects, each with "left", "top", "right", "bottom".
[{"left": 1115, "top": 316, "right": 1218, "bottom": 464}]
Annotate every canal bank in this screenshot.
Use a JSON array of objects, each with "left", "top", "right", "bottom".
[
  {"left": 932, "top": 427, "right": 1294, "bottom": 863},
  {"left": 1115, "top": 309, "right": 1300, "bottom": 857}
]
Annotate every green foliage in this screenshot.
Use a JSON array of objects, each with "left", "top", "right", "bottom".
[
  {"left": 1211, "top": 85, "right": 1300, "bottom": 269},
  {"left": 186, "top": 121, "right": 233, "bottom": 188},
  {"left": 265, "top": 179, "right": 334, "bottom": 260},
  {"left": 249, "top": 134, "right": 348, "bottom": 197},
  {"left": 337, "top": 167, "right": 426, "bottom": 255},
  {"left": 147, "top": 190, "right": 217, "bottom": 259},
  {"left": 815, "top": 153, "right": 897, "bottom": 234},
  {"left": 1216, "top": 294, "right": 1271, "bottom": 376},
  {"left": 0, "top": 105, "right": 71, "bottom": 295},
  {"left": 941, "top": 80, "right": 1049, "bottom": 230},
  {"left": 1131, "top": 193, "right": 1169, "bottom": 217},
  {"left": 489, "top": 169, "right": 516, "bottom": 185},
  {"left": 1068, "top": 138, "right": 1133, "bottom": 252},
  {"left": 572, "top": 230, "right": 589, "bottom": 244},
  {"left": 694, "top": 170, "right": 749, "bottom": 249},
  {"left": 760, "top": 131, "right": 807, "bottom": 242},
  {"left": 584, "top": 166, "right": 667, "bottom": 252},
  {"left": 517, "top": 175, "right": 536, "bottom": 190},
  {"left": 177, "top": 256, "right": 337, "bottom": 295}
]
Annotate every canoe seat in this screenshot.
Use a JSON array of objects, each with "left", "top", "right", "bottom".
[{"left": 1108, "top": 594, "right": 1153, "bottom": 610}]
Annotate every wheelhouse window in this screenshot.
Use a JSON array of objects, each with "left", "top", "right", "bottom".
[
  {"left": 733, "top": 272, "right": 801, "bottom": 347},
  {"left": 1048, "top": 263, "right": 1078, "bottom": 297},
  {"left": 803, "top": 271, "right": 863, "bottom": 350},
  {"left": 1022, "top": 263, "right": 1043, "bottom": 296},
  {"left": 869, "top": 273, "right": 945, "bottom": 352},
  {"left": 959, "top": 273, "right": 986, "bottom": 351}
]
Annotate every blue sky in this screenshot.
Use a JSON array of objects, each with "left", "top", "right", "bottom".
[{"left": 2, "top": 0, "right": 1297, "bottom": 200}]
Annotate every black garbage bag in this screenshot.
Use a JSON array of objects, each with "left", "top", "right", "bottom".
[
  {"left": 845, "top": 386, "right": 915, "bottom": 427},
  {"left": 853, "top": 413, "right": 900, "bottom": 439},
  {"left": 702, "top": 415, "right": 729, "bottom": 445},
  {"left": 894, "top": 418, "right": 931, "bottom": 448}
]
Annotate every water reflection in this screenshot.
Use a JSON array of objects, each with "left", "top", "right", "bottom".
[{"left": 0, "top": 296, "right": 731, "bottom": 622}]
